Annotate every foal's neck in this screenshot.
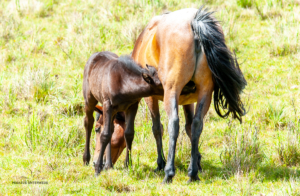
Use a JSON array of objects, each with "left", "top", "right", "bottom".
[{"left": 133, "top": 76, "right": 153, "bottom": 98}]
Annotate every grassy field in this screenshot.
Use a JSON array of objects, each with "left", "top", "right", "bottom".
[{"left": 0, "top": 0, "right": 300, "bottom": 195}]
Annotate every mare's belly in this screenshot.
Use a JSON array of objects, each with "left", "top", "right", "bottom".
[{"left": 152, "top": 92, "right": 198, "bottom": 105}]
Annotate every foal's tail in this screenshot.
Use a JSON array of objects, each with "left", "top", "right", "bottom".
[{"left": 191, "top": 6, "right": 247, "bottom": 122}]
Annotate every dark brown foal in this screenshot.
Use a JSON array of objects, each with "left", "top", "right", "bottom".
[{"left": 83, "top": 51, "right": 165, "bottom": 175}]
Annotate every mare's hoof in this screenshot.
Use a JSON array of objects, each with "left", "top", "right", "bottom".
[
  {"left": 197, "top": 156, "right": 202, "bottom": 172},
  {"left": 187, "top": 175, "right": 200, "bottom": 183},
  {"left": 198, "top": 164, "right": 203, "bottom": 173},
  {"left": 162, "top": 176, "right": 173, "bottom": 184},
  {"left": 154, "top": 164, "right": 165, "bottom": 173},
  {"left": 154, "top": 167, "right": 163, "bottom": 173},
  {"left": 154, "top": 160, "right": 166, "bottom": 173},
  {"left": 94, "top": 172, "right": 100, "bottom": 177}
]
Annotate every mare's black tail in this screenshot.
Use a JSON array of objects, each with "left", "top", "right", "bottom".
[{"left": 191, "top": 6, "right": 247, "bottom": 122}]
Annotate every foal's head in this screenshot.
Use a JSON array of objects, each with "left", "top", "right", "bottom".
[
  {"left": 142, "top": 64, "right": 162, "bottom": 91},
  {"left": 93, "top": 106, "right": 126, "bottom": 166}
]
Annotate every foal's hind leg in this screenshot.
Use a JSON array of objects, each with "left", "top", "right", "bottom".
[
  {"left": 124, "top": 102, "right": 139, "bottom": 168},
  {"left": 183, "top": 104, "right": 202, "bottom": 172},
  {"left": 145, "top": 97, "right": 166, "bottom": 172},
  {"left": 83, "top": 95, "right": 98, "bottom": 165}
]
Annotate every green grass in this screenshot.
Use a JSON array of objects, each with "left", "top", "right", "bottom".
[{"left": 1, "top": 0, "right": 300, "bottom": 195}]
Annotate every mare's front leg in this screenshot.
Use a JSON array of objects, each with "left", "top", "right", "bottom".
[
  {"left": 188, "top": 93, "right": 211, "bottom": 182},
  {"left": 124, "top": 102, "right": 139, "bottom": 168},
  {"left": 145, "top": 97, "right": 166, "bottom": 171},
  {"left": 183, "top": 104, "right": 202, "bottom": 172},
  {"left": 83, "top": 96, "right": 97, "bottom": 165},
  {"left": 95, "top": 101, "right": 113, "bottom": 176}
]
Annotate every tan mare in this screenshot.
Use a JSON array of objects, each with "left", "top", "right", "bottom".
[{"left": 131, "top": 7, "right": 247, "bottom": 183}]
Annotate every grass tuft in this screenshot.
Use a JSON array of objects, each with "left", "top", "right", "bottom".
[
  {"left": 275, "top": 105, "right": 300, "bottom": 166},
  {"left": 32, "top": 70, "right": 55, "bottom": 103},
  {"left": 263, "top": 102, "right": 287, "bottom": 129},
  {"left": 220, "top": 123, "right": 264, "bottom": 173},
  {"left": 237, "top": 0, "right": 253, "bottom": 8}
]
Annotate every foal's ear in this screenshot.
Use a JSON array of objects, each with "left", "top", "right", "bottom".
[
  {"left": 146, "top": 64, "right": 150, "bottom": 70},
  {"left": 142, "top": 73, "right": 154, "bottom": 84}
]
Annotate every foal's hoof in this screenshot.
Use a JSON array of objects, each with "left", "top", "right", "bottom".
[
  {"left": 83, "top": 153, "right": 91, "bottom": 165},
  {"left": 187, "top": 175, "right": 200, "bottom": 183},
  {"left": 104, "top": 164, "right": 113, "bottom": 170},
  {"left": 94, "top": 165, "right": 103, "bottom": 176},
  {"left": 162, "top": 176, "right": 173, "bottom": 184},
  {"left": 83, "top": 159, "right": 90, "bottom": 166}
]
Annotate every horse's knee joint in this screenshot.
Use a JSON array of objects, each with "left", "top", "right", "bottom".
[
  {"left": 152, "top": 125, "right": 161, "bottom": 136},
  {"left": 185, "top": 123, "right": 191, "bottom": 130},
  {"left": 192, "top": 118, "right": 202, "bottom": 128},
  {"left": 100, "top": 132, "right": 111, "bottom": 143},
  {"left": 171, "top": 116, "right": 179, "bottom": 125},
  {"left": 84, "top": 116, "right": 94, "bottom": 126}
]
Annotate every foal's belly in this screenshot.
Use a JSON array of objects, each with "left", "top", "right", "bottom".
[{"left": 152, "top": 92, "right": 198, "bottom": 105}]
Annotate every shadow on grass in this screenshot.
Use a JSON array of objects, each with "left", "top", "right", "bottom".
[
  {"left": 112, "top": 159, "right": 300, "bottom": 182},
  {"left": 257, "top": 165, "right": 300, "bottom": 181},
  {"left": 175, "top": 158, "right": 300, "bottom": 182},
  {"left": 114, "top": 163, "right": 165, "bottom": 180},
  {"left": 202, "top": 160, "right": 300, "bottom": 182}
]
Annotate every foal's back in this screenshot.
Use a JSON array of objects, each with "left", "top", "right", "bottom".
[{"left": 83, "top": 51, "right": 118, "bottom": 104}]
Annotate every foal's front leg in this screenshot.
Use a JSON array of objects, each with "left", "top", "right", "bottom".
[
  {"left": 104, "top": 132, "right": 113, "bottom": 169},
  {"left": 124, "top": 102, "right": 139, "bottom": 168},
  {"left": 95, "top": 101, "right": 113, "bottom": 175}
]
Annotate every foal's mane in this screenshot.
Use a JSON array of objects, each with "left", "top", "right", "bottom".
[{"left": 118, "top": 55, "right": 148, "bottom": 75}]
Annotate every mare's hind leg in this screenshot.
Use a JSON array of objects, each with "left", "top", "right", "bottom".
[
  {"left": 124, "top": 102, "right": 139, "bottom": 168},
  {"left": 145, "top": 97, "right": 166, "bottom": 172},
  {"left": 183, "top": 104, "right": 202, "bottom": 172},
  {"left": 188, "top": 93, "right": 212, "bottom": 182},
  {"left": 95, "top": 101, "right": 113, "bottom": 175},
  {"left": 83, "top": 94, "right": 98, "bottom": 165},
  {"left": 163, "top": 91, "right": 181, "bottom": 184}
]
